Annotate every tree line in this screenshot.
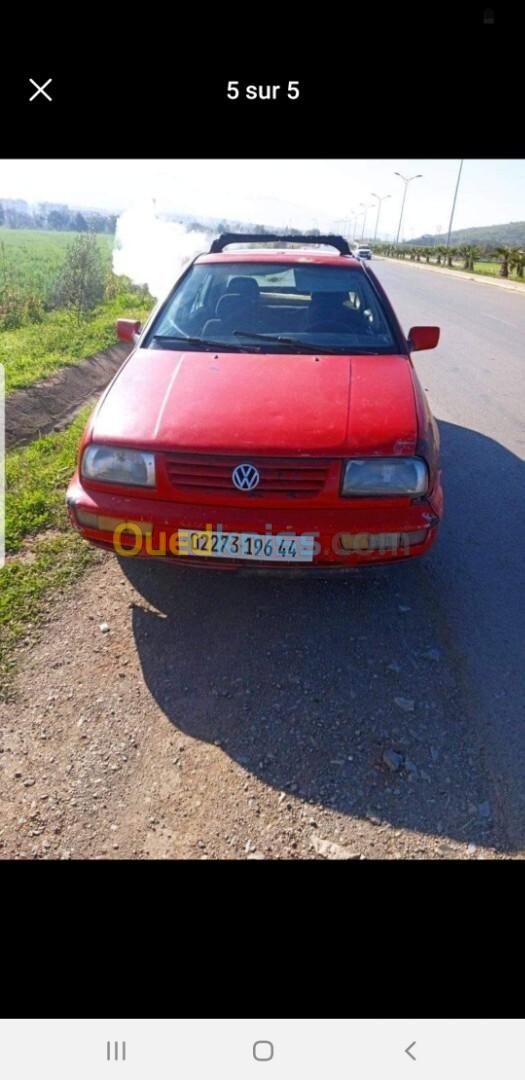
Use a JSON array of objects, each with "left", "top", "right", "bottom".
[
  {"left": 0, "top": 204, "right": 117, "bottom": 233},
  {"left": 374, "top": 242, "right": 524, "bottom": 279}
]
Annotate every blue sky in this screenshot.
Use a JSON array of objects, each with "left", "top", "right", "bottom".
[{"left": 1, "top": 159, "right": 524, "bottom": 240}]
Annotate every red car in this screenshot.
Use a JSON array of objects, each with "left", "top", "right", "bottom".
[{"left": 67, "top": 234, "right": 442, "bottom": 570}]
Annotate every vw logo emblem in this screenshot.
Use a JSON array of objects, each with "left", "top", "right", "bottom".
[{"left": 232, "top": 463, "right": 260, "bottom": 491}]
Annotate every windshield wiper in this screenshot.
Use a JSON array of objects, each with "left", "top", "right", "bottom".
[
  {"left": 232, "top": 330, "right": 324, "bottom": 353},
  {"left": 150, "top": 334, "right": 258, "bottom": 353},
  {"left": 152, "top": 332, "right": 386, "bottom": 357},
  {"left": 232, "top": 330, "right": 382, "bottom": 354}
]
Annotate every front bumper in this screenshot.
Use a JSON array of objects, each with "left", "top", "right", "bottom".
[{"left": 66, "top": 474, "right": 442, "bottom": 570}]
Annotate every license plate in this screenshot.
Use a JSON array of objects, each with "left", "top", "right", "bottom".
[{"left": 177, "top": 528, "right": 314, "bottom": 562}]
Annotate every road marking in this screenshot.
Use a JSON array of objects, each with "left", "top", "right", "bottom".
[{"left": 484, "top": 314, "right": 519, "bottom": 329}]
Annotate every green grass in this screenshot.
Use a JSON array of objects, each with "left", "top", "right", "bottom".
[
  {"left": 472, "top": 261, "right": 523, "bottom": 281},
  {"left": 443, "top": 260, "right": 524, "bottom": 282},
  {"left": 0, "top": 230, "right": 154, "bottom": 687},
  {"left": 1, "top": 292, "right": 153, "bottom": 394},
  {"left": 0, "top": 227, "right": 113, "bottom": 298},
  {"left": 5, "top": 408, "right": 92, "bottom": 553},
  {"left": 0, "top": 405, "right": 102, "bottom": 690},
  {"left": 0, "top": 227, "right": 154, "bottom": 393}
]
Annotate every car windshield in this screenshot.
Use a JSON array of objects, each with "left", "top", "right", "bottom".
[{"left": 146, "top": 261, "right": 397, "bottom": 354}]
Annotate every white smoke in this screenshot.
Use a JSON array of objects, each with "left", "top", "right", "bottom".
[
  {"left": 112, "top": 201, "right": 212, "bottom": 300},
  {"left": 112, "top": 196, "right": 352, "bottom": 301}
]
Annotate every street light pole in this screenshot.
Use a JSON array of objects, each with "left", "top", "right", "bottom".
[
  {"left": 359, "top": 204, "right": 366, "bottom": 241},
  {"left": 445, "top": 159, "right": 464, "bottom": 251},
  {"left": 371, "top": 192, "right": 391, "bottom": 242},
  {"left": 360, "top": 203, "right": 374, "bottom": 242},
  {"left": 394, "top": 171, "right": 423, "bottom": 247}
]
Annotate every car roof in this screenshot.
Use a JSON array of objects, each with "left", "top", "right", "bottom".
[{"left": 196, "top": 248, "right": 363, "bottom": 268}]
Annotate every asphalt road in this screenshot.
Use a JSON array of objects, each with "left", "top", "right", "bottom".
[
  {"left": 3, "top": 259, "right": 524, "bottom": 859},
  {"left": 370, "top": 258, "right": 525, "bottom": 849}
]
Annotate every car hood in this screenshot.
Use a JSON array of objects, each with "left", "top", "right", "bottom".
[{"left": 90, "top": 348, "right": 418, "bottom": 455}]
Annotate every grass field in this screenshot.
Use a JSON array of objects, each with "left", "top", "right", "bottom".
[
  {"left": 5, "top": 408, "right": 92, "bottom": 553},
  {"left": 0, "top": 407, "right": 101, "bottom": 688},
  {"left": 0, "top": 228, "right": 153, "bottom": 686},
  {"left": 471, "top": 260, "right": 522, "bottom": 279},
  {"left": 0, "top": 227, "right": 154, "bottom": 393},
  {"left": 0, "top": 227, "right": 113, "bottom": 299},
  {"left": 0, "top": 292, "right": 153, "bottom": 394},
  {"left": 444, "top": 259, "right": 522, "bottom": 280}
]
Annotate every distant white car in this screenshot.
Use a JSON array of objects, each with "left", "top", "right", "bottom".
[{"left": 355, "top": 246, "right": 373, "bottom": 260}]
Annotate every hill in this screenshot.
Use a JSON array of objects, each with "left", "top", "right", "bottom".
[{"left": 406, "top": 221, "right": 525, "bottom": 248}]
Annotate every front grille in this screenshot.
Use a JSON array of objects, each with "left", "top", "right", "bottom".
[{"left": 164, "top": 454, "right": 330, "bottom": 497}]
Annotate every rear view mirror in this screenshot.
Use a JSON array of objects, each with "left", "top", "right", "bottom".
[
  {"left": 117, "top": 318, "right": 141, "bottom": 343},
  {"left": 408, "top": 326, "right": 440, "bottom": 351}
]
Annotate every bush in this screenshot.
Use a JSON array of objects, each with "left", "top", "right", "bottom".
[
  {"left": 25, "top": 293, "right": 45, "bottom": 323},
  {"left": 1, "top": 307, "right": 24, "bottom": 330},
  {"left": 56, "top": 233, "right": 106, "bottom": 320},
  {"left": 104, "top": 270, "right": 143, "bottom": 302}
]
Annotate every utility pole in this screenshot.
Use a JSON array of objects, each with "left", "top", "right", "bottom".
[{"left": 445, "top": 159, "right": 464, "bottom": 251}]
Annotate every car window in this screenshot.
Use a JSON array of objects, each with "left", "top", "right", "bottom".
[
  {"left": 249, "top": 268, "right": 296, "bottom": 288},
  {"left": 147, "top": 262, "right": 397, "bottom": 353}
]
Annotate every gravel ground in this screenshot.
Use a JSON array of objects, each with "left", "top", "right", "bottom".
[
  {"left": 0, "top": 554, "right": 508, "bottom": 860},
  {"left": 2, "top": 258, "right": 524, "bottom": 861}
]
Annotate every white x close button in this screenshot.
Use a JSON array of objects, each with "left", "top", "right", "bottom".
[{"left": 29, "top": 78, "right": 53, "bottom": 102}]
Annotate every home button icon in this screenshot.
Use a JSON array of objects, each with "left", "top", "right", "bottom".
[{"left": 253, "top": 1041, "right": 274, "bottom": 1062}]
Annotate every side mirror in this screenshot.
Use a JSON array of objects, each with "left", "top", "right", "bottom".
[
  {"left": 117, "top": 318, "right": 141, "bottom": 343},
  {"left": 408, "top": 326, "right": 440, "bottom": 351}
]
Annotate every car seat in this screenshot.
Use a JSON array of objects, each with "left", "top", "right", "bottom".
[
  {"left": 307, "top": 291, "right": 367, "bottom": 333},
  {"left": 202, "top": 293, "right": 258, "bottom": 339},
  {"left": 226, "top": 276, "right": 260, "bottom": 304}
]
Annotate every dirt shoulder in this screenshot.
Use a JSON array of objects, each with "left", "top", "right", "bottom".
[
  {"left": 5, "top": 342, "right": 132, "bottom": 450},
  {"left": 0, "top": 552, "right": 511, "bottom": 860}
]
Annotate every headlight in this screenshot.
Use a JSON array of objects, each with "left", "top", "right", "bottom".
[
  {"left": 81, "top": 444, "right": 156, "bottom": 487},
  {"left": 341, "top": 457, "right": 428, "bottom": 496}
]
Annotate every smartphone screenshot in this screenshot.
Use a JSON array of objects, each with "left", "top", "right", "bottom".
[{"left": 1, "top": 6, "right": 524, "bottom": 864}]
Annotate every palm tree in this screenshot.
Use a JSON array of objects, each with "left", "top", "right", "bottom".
[
  {"left": 465, "top": 245, "right": 481, "bottom": 271},
  {"left": 495, "top": 246, "right": 511, "bottom": 278},
  {"left": 509, "top": 247, "right": 525, "bottom": 279}
]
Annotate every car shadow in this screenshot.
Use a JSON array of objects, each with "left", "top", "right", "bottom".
[{"left": 119, "top": 420, "right": 525, "bottom": 853}]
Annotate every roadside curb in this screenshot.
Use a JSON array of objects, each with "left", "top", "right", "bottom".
[{"left": 377, "top": 256, "right": 525, "bottom": 296}]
